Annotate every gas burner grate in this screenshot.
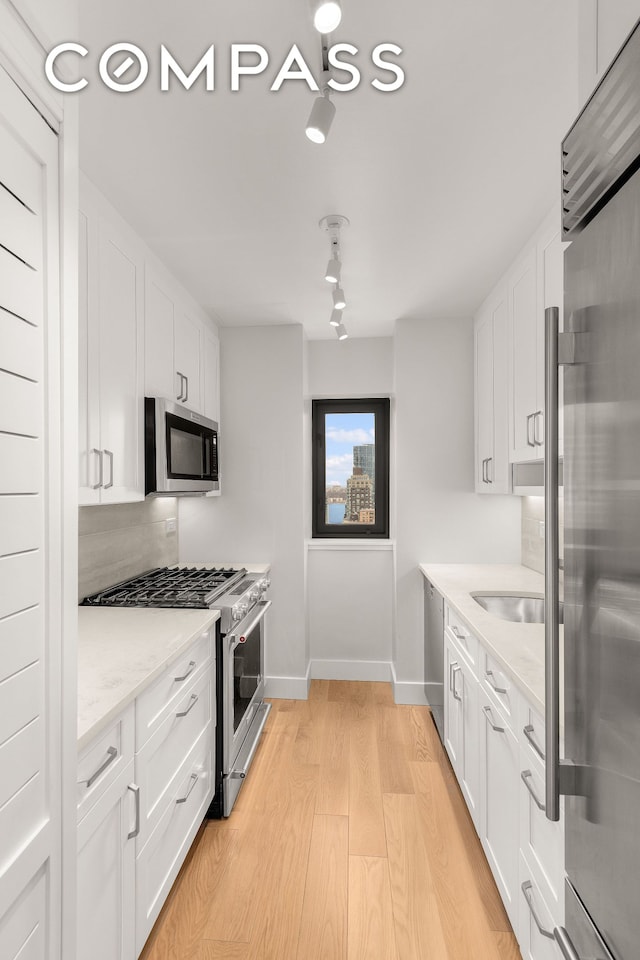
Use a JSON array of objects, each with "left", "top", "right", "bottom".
[{"left": 81, "top": 566, "right": 246, "bottom": 608}]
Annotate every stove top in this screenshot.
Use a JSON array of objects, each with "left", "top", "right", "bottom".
[{"left": 81, "top": 566, "right": 247, "bottom": 609}]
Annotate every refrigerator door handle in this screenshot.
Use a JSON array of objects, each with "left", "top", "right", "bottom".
[
  {"left": 554, "top": 927, "right": 581, "bottom": 960},
  {"left": 544, "top": 306, "right": 562, "bottom": 821}
]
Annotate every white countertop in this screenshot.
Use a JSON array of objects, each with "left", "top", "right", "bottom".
[
  {"left": 77, "top": 607, "right": 220, "bottom": 751},
  {"left": 419, "top": 563, "right": 555, "bottom": 717}
]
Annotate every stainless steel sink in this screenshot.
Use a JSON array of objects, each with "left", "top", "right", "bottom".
[{"left": 472, "top": 594, "right": 564, "bottom": 624}]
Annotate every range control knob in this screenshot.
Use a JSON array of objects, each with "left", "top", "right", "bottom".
[
  {"left": 250, "top": 589, "right": 260, "bottom": 602},
  {"left": 231, "top": 606, "right": 243, "bottom": 622}
]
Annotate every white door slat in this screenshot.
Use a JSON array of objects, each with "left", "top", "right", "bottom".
[
  {"left": 0, "top": 244, "right": 41, "bottom": 325},
  {"left": 0, "top": 436, "right": 42, "bottom": 494},
  {"left": 0, "top": 717, "right": 43, "bottom": 811},
  {"left": 0, "top": 121, "right": 42, "bottom": 216},
  {"left": 0, "top": 607, "right": 43, "bottom": 685},
  {"left": 0, "top": 870, "right": 46, "bottom": 960},
  {"left": 0, "top": 186, "right": 41, "bottom": 270},
  {"left": 0, "top": 773, "right": 45, "bottom": 883},
  {"left": 0, "top": 371, "right": 42, "bottom": 438},
  {"left": 0, "top": 661, "right": 41, "bottom": 748},
  {"left": 0, "top": 496, "right": 42, "bottom": 558},
  {"left": 0, "top": 552, "right": 43, "bottom": 620},
  {"left": 0, "top": 309, "right": 42, "bottom": 382}
]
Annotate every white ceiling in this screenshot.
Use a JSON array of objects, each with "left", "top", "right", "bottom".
[{"left": 77, "top": 0, "right": 579, "bottom": 340}]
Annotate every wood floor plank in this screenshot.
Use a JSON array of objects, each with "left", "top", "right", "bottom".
[
  {"left": 376, "top": 703, "right": 415, "bottom": 794},
  {"left": 316, "top": 701, "right": 350, "bottom": 816},
  {"left": 349, "top": 718, "right": 387, "bottom": 857},
  {"left": 493, "top": 932, "right": 523, "bottom": 960},
  {"left": 348, "top": 856, "right": 398, "bottom": 960},
  {"left": 328, "top": 680, "right": 371, "bottom": 705},
  {"left": 411, "top": 761, "right": 511, "bottom": 959},
  {"left": 383, "top": 793, "right": 449, "bottom": 960},
  {"left": 296, "top": 815, "right": 348, "bottom": 960},
  {"left": 196, "top": 943, "right": 251, "bottom": 959},
  {"left": 403, "top": 705, "right": 443, "bottom": 762},
  {"left": 369, "top": 682, "right": 395, "bottom": 706},
  {"left": 308, "top": 679, "right": 330, "bottom": 700}
]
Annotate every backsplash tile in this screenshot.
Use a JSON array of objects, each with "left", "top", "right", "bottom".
[
  {"left": 78, "top": 499, "right": 178, "bottom": 600},
  {"left": 521, "top": 495, "right": 564, "bottom": 575}
]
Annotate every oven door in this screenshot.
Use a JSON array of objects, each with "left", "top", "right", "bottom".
[{"left": 223, "top": 600, "right": 272, "bottom": 785}]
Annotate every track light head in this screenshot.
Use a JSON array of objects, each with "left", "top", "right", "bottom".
[
  {"left": 335, "top": 322, "right": 348, "bottom": 341},
  {"left": 311, "top": 0, "right": 342, "bottom": 34},
  {"left": 332, "top": 286, "right": 346, "bottom": 310},
  {"left": 329, "top": 309, "right": 342, "bottom": 327},
  {"left": 305, "top": 92, "right": 335, "bottom": 144},
  {"left": 324, "top": 257, "right": 341, "bottom": 284}
]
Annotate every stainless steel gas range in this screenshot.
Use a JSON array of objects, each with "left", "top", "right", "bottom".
[{"left": 82, "top": 565, "right": 272, "bottom": 817}]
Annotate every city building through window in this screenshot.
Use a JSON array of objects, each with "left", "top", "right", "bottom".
[{"left": 312, "top": 398, "right": 390, "bottom": 538}]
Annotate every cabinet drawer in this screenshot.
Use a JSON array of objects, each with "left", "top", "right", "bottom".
[
  {"left": 77, "top": 704, "right": 135, "bottom": 822},
  {"left": 482, "top": 651, "right": 516, "bottom": 729},
  {"left": 136, "top": 667, "right": 213, "bottom": 850},
  {"left": 520, "top": 701, "right": 546, "bottom": 765},
  {"left": 519, "top": 754, "right": 564, "bottom": 922},
  {"left": 135, "top": 629, "right": 213, "bottom": 749},
  {"left": 518, "top": 853, "right": 563, "bottom": 960},
  {"left": 136, "top": 724, "right": 213, "bottom": 954},
  {"left": 445, "top": 606, "right": 478, "bottom": 672}
]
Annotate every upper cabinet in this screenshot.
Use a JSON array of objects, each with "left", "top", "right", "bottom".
[
  {"left": 80, "top": 176, "right": 221, "bottom": 505},
  {"left": 579, "top": 1, "right": 640, "bottom": 104},
  {"left": 474, "top": 284, "right": 510, "bottom": 494},
  {"left": 79, "top": 179, "right": 145, "bottom": 505}
]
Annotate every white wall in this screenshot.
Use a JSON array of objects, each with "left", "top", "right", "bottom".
[
  {"left": 306, "top": 338, "right": 396, "bottom": 680},
  {"left": 393, "top": 317, "right": 521, "bottom": 702},
  {"left": 15, "top": 0, "right": 78, "bottom": 44},
  {"left": 179, "top": 324, "right": 307, "bottom": 697}
]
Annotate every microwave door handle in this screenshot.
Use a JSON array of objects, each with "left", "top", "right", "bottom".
[{"left": 204, "top": 436, "right": 211, "bottom": 478}]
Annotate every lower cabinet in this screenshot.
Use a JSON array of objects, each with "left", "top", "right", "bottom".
[
  {"left": 442, "top": 603, "right": 565, "bottom": 958},
  {"left": 77, "top": 760, "right": 137, "bottom": 960},
  {"left": 77, "top": 631, "right": 216, "bottom": 959},
  {"left": 478, "top": 690, "right": 520, "bottom": 926},
  {"left": 0, "top": 868, "right": 47, "bottom": 960}
]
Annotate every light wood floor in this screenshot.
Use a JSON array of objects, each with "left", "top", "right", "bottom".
[{"left": 140, "top": 681, "right": 523, "bottom": 960}]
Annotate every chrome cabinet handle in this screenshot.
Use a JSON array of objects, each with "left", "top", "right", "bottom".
[
  {"left": 176, "top": 371, "right": 185, "bottom": 401},
  {"left": 481, "top": 458, "right": 488, "bottom": 483},
  {"left": 521, "top": 769, "right": 546, "bottom": 811},
  {"left": 103, "top": 449, "right": 114, "bottom": 489},
  {"left": 90, "top": 448, "right": 103, "bottom": 489},
  {"left": 485, "top": 669, "right": 507, "bottom": 695},
  {"left": 521, "top": 881, "right": 554, "bottom": 940},
  {"left": 79, "top": 745, "right": 118, "bottom": 788},
  {"left": 526, "top": 412, "right": 536, "bottom": 447},
  {"left": 184, "top": 376, "right": 189, "bottom": 403},
  {"left": 450, "top": 625, "right": 466, "bottom": 642},
  {"left": 534, "top": 410, "right": 544, "bottom": 446},
  {"left": 452, "top": 665, "right": 462, "bottom": 702},
  {"left": 523, "top": 723, "right": 545, "bottom": 761},
  {"left": 482, "top": 705, "right": 505, "bottom": 733},
  {"left": 127, "top": 783, "right": 141, "bottom": 839},
  {"left": 486, "top": 457, "right": 493, "bottom": 483},
  {"left": 449, "top": 659, "right": 458, "bottom": 692},
  {"left": 176, "top": 772, "right": 199, "bottom": 804},
  {"left": 174, "top": 660, "right": 196, "bottom": 682},
  {"left": 176, "top": 693, "right": 198, "bottom": 718},
  {"left": 544, "top": 306, "right": 561, "bottom": 821}
]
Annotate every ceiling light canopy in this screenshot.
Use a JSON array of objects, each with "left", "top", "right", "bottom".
[
  {"left": 311, "top": 0, "right": 342, "bottom": 34},
  {"left": 335, "top": 322, "right": 348, "bottom": 340},
  {"left": 332, "top": 286, "right": 346, "bottom": 310}
]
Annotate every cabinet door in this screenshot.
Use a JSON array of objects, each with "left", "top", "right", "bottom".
[
  {"left": 458, "top": 659, "right": 480, "bottom": 829},
  {"left": 77, "top": 762, "right": 136, "bottom": 960},
  {"left": 508, "top": 248, "right": 539, "bottom": 463},
  {"left": 145, "top": 269, "right": 176, "bottom": 401},
  {"left": 97, "top": 219, "right": 145, "bottom": 503},
  {"left": 479, "top": 692, "right": 520, "bottom": 925},
  {"left": 0, "top": 868, "right": 47, "bottom": 960},
  {"left": 475, "top": 304, "right": 494, "bottom": 492},
  {"left": 202, "top": 329, "right": 220, "bottom": 424},
  {"left": 444, "top": 641, "right": 461, "bottom": 770},
  {"left": 518, "top": 854, "right": 563, "bottom": 960},
  {"left": 174, "top": 312, "right": 202, "bottom": 412}
]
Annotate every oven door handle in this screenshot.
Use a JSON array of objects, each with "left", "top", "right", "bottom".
[{"left": 228, "top": 600, "right": 272, "bottom": 651}]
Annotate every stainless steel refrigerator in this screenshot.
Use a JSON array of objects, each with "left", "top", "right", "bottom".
[{"left": 544, "top": 18, "right": 640, "bottom": 960}]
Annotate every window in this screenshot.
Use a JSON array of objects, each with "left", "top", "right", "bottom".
[{"left": 312, "top": 398, "right": 390, "bottom": 538}]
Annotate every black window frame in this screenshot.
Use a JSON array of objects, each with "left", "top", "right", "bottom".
[{"left": 312, "top": 398, "right": 390, "bottom": 539}]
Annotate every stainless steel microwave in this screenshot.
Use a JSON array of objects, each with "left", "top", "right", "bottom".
[{"left": 145, "top": 397, "right": 219, "bottom": 495}]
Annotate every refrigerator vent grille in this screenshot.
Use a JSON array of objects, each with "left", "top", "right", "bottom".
[{"left": 562, "top": 17, "right": 640, "bottom": 237}]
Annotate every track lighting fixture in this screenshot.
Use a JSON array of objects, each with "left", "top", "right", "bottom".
[
  {"left": 324, "top": 257, "right": 341, "bottom": 283},
  {"left": 332, "top": 286, "right": 346, "bottom": 310},
  {"left": 329, "top": 309, "right": 342, "bottom": 327},
  {"left": 305, "top": 72, "right": 335, "bottom": 144},
  {"left": 335, "top": 322, "right": 348, "bottom": 340},
  {"left": 310, "top": 0, "right": 342, "bottom": 34}
]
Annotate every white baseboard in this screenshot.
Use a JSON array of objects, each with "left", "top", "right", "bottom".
[
  {"left": 309, "top": 659, "right": 392, "bottom": 682},
  {"left": 265, "top": 670, "right": 311, "bottom": 700},
  {"left": 390, "top": 663, "right": 429, "bottom": 705}
]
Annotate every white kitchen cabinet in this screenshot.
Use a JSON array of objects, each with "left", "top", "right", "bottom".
[
  {"left": 0, "top": 868, "right": 47, "bottom": 960},
  {"left": 579, "top": 1, "right": 639, "bottom": 104},
  {"left": 479, "top": 689, "right": 520, "bottom": 927},
  {"left": 518, "top": 854, "right": 564, "bottom": 960},
  {"left": 79, "top": 178, "right": 145, "bottom": 505},
  {"left": 444, "top": 626, "right": 480, "bottom": 828},
  {"left": 536, "top": 217, "right": 565, "bottom": 458},
  {"left": 77, "top": 758, "right": 137, "bottom": 960},
  {"left": 145, "top": 265, "right": 219, "bottom": 419},
  {"left": 508, "top": 246, "right": 541, "bottom": 463},
  {"left": 474, "top": 284, "right": 510, "bottom": 493}
]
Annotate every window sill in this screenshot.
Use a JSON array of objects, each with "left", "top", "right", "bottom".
[{"left": 306, "top": 539, "right": 395, "bottom": 551}]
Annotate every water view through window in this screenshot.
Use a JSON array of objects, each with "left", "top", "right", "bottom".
[{"left": 324, "top": 412, "right": 376, "bottom": 526}]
